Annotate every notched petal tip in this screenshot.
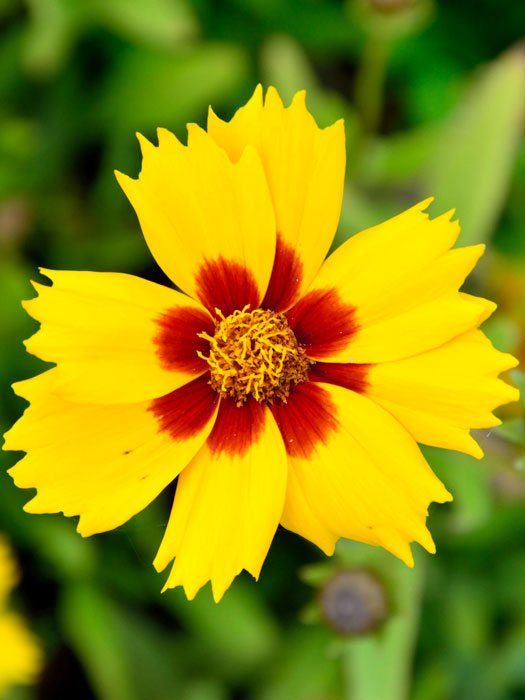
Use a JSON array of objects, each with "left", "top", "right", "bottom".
[
  {"left": 136, "top": 131, "right": 154, "bottom": 148},
  {"left": 156, "top": 126, "right": 181, "bottom": 150},
  {"left": 290, "top": 88, "right": 307, "bottom": 105},
  {"left": 419, "top": 196, "right": 435, "bottom": 211},
  {"left": 114, "top": 169, "right": 136, "bottom": 190}
]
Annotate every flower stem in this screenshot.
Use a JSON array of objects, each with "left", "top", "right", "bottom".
[
  {"left": 354, "top": 33, "right": 391, "bottom": 136},
  {"left": 341, "top": 555, "right": 425, "bottom": 700}
]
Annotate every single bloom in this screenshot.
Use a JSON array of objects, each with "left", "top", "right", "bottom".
[
  {"left": 0, "top": 535, "right": 42, "bottom": 693},
  {"left": 3, "top": 86, "right": 519, "bottom": 601}
]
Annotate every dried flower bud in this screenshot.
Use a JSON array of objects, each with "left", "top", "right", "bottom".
[{"left": 319, "top": 569, "right": 388, "bottom": 635}]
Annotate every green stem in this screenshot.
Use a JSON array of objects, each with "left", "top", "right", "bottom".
[
  {"left": 355, "top": 35, "right": 391, "bottom": 134},
  {"left": 341, "top": 555, "right": 425, "bottom": 700}
]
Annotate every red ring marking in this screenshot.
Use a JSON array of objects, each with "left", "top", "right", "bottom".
[
  {"left": 309, "top": 362, "right": 371, "bottom": 394},
  {"left": 149, "top": 375, "right": 219, "bottom": 441},
  {"left": 195, "top": 258, "right": 261, "bottom": 318},
  {"left": 262, "top": 233, "right": 303, "bottom": 312},
  {"left": 271, "top": 382, "right": 339, "bottom": 459},
  {"left": 286, "top": 288, "right": 359, "bottom": 359},
  {"left": 207, "top": 397, "right": 266, "bottom": 458},
  {"left": 154, "top": 306, "right": 213, "bottom": 374}
]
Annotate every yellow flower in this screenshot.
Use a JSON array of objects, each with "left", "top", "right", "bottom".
[
  {"left": 3, "top": 86, "right": 519, "bottom": 602},
  {"left": 0, "top": 536, "right": 42, "bottom": 693}
]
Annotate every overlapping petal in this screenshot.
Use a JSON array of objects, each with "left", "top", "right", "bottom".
[
  {"left": 4, "top": 370, "right": 219, "bottom": 536},
  {"left": 208, "top": 85, "right": 346, "bottom": 311},
  {"left": 116, "top": 126, "right": 276, "bottom": 316},
  {"left": 3, "top": 84, "right": 520, "bottom": 603},
  {"left": 154, "top": 398, "right": 288, "bottom": 601},
  {"left": 365, "top": 329, "right": 519, "bottom": 458},
  {"left": 272, "top": 382, "right": 451, "bottom": 565},
  {"left": 23, "top": 269, "right": 213, "bottom": 404},
  {"left": 288, "top": 200, "right": 496, "bottom": 363}
]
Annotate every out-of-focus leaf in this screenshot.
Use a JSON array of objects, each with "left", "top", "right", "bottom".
[
  {"left": 509, "top": 370, "right": 525, "bottom": 408},
  {"left": 162, "top": 579, "right": 279, "bottom": 680},
  {"left": 22, "top": 0, "right": 81, "bottom": 77},
  {"left": 423, "top": 45, "right": 525, "bottom": 245},
  {"left": 256, "top": 625, "right": 340, "bottom": 700},
  {"left": 0, "top": 119, "right": 39, "bottom": 198},
  {"left": 91, "top": 0, "right": 198, "bottom": 49},
  {"left": 182, "top": 679, "right": 228, "bottom": 700},
  {"left": 358, "top": 123, "right": 440, "bottom": 186},
  {"left": 494, "top": 418, "right": 525, "bottom": 447},
  {"left": 0, "top": 258, "right": 42, "bottom": 424},
  {"left": 112, "top": 604, "right": 184, "bottom": 700},
  {"left": 0, "top": 26, "right": 25, "bottom": 99},
  {"left": 425, "top": 447, "right": 493, "bottom": 533},
  {"left": 334, "top": 185, "right": 417, "bottom": 251},
  {"left": 32, "top": 520, "right": 96, "bottom": 580},
  {"left": 334, "top": 185, "right": 393, "bottom": 249},
  {"left": 260, "top": 33, "right": 359, "bottom": 133},
  {"left": 60, "top": 584, "right": 139, "bottom": 700},
  {"left": 411, "top": 659, "right": 454, "bottom": 700},
  {"left": 481, "top": 315, "right": 522, "bottom": 357},
  {"left": 97, "top": 43, "right": 250, "bottom": 134},
  {"left": 0, "top": 0, "right": 20, "bottom": 19}
]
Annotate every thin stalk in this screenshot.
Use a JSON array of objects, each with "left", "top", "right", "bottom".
[{"left": 341, "top": 555, "right": 425, "bottom": 700}]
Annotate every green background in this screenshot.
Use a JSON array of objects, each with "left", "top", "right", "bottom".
[{"left": 0, "top": 0, "right": 524, "bottom": 698}]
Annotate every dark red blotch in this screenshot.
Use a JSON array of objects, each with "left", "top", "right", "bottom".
[
  {"left": 195, "top": 258, "right": 260, "bottom": 318},
  {"left": 262, "top": 233, "right": 303, "bottom": 312},
  {"left": 286, "top": 288, "right": 358, "bottom": 359},
  {"left": 155, "top": 306, "right": 213, "bottom": 374},
  {"left": 150, "top": 375, "right": 219, "bottom": 441},
  {"left": 207, "top": 397, "right": 266, "bottom": 458},
  {"left": 271, "top": 382, "right": 338, "bottom": 459},
  {"left": 309, "top": 362, "right": 371, "bottom": 394}
]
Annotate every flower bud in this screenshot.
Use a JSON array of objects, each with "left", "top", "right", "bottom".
[{"left": 319, "top": 569, "right": 388, "bottom": 635}]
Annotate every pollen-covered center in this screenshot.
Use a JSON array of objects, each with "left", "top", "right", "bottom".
[{"left": 197, "top": 306, "right": 312, "bottom": 405}]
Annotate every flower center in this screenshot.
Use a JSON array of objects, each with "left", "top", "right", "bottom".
[{"left": 197, "top": 306, "right": 312, "bottom": 405}]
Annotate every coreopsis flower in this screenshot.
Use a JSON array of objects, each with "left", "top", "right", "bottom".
[
  {"left": 3, "top": 87, "right": 519, "bottom": 601},
  {"left": 0, "top": 536, "right": 42, "bottom": 693}
]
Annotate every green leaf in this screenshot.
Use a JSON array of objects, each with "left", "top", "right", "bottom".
[
  {"left": 260, "top": 33, "right": 359, "bottom": 133},
  {"left": 509, "top": 370, "right": 525, "bottom": 408},
  {"left": 91, "top": 0, "right": 198, "bottom": 49},
  {"left": 22, "top": 0, "right": 80, "bottom": 77},
  {"left": 162, "top": 579, "right": 279, "bottom": 681},
  {"left": 425, "top": 447, "right": 493, "bottom": 534},
  {"left": 60, "top": 584, "right": 138, "bottom": 700},
  {"left": 256, "top": 626, "right": 340, "bottom": 700},
  {"left": 423, "top": 46, "right": 525, "bottom": 245},
  {"left": 494, "top": 418, "right": 525, "bottom": 447},
  {"left": 97, "top": 43, "right": 250, "bottom": 135}
]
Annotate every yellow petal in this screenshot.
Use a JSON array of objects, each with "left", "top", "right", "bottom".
[
  {"left": 208, "top": 86, "right": 346, "bottom": 311},
  {"left": 289, "top": 201, "right": 496, "bottom": 362},
  {"left": 366, "top": 329, "right": 520, "bottom": 458},
  {"left": 154, "top": 399, "right": 288, "bottom": 601},
  {"left": 273, "top": 383, "right": 451, "bottom": 565},
  {"left": 4, "top": 370, "right": 219, "bottom": 536},
  {"left": 22, "top": 269, "right": 213, "bottom": 404},
  {"left": 116, "top": 125, "right": 276, "bottom": 316}
]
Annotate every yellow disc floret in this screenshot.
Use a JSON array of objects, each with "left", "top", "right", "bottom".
[{"left": 198, "top": 306, "right": 311, "bottom": 405}]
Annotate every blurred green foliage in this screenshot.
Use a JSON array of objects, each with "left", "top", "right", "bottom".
[{"left": 0, "top": 0, "right": 524, "bottom": 698}]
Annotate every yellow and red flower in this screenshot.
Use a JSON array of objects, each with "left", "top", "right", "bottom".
[{"left": 3, "top": 86, "right": 519, "bottom": 601}]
